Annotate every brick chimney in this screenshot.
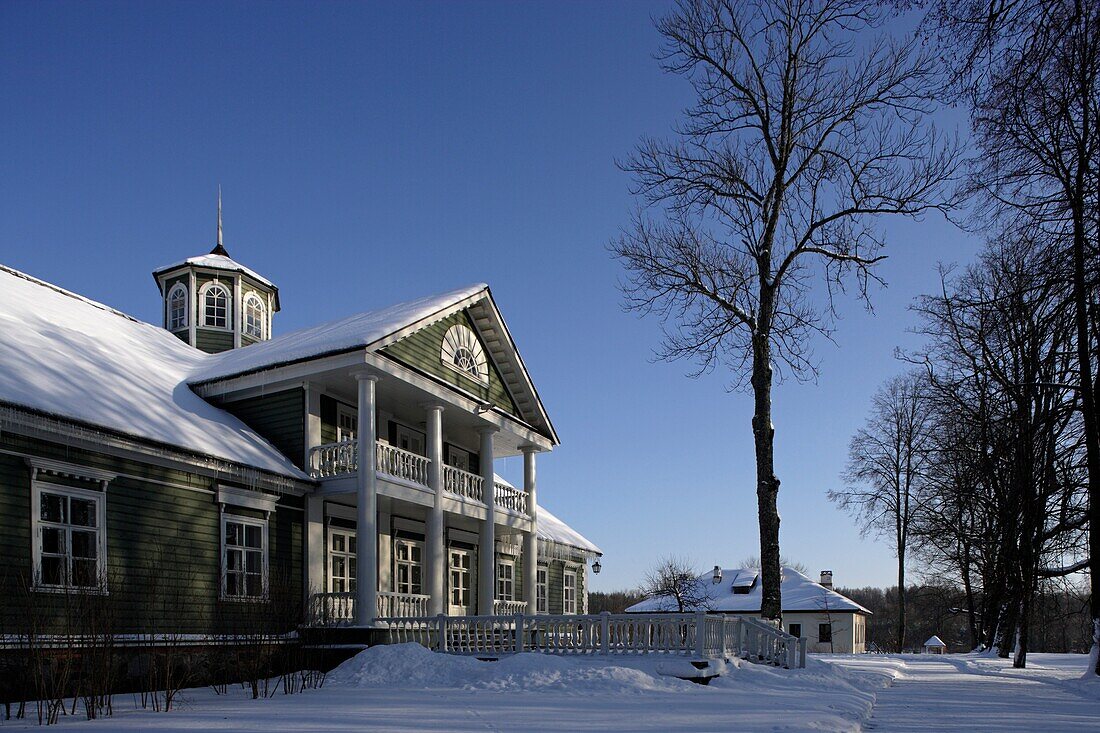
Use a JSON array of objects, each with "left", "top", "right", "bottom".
[{"left": 820, "top": 570, "right": 833, "bottom": 589}]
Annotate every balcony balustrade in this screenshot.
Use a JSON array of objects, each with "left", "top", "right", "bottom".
[{"left": 308, "top": 440, "right": 529, "bottom": 516}]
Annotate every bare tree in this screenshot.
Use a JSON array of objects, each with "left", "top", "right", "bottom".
[
  {"left": 831, "top": 371, "right": 934, "bottom": 651},
  {"left": 640, "top": 557, "right": 711, "bottom": 612},
  {"left": 611, "top": 0, "right": 960, "bottom": 621},
  {"left": 738, "top": 555, "right": 808, "bottom": 576},
  {"left": 917, "top": 0, "right": 1100, "bottom": 674}
]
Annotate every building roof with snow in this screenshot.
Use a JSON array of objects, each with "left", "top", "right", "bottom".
[
  {"left": 624, "top": 566, "right": 871, "bottom": 614},
  {"left": 153, "top": 252, "right": 278, "bottom": 292},
  {"left": 489, "top": 474, "right": 600, "bottom": 557},
  {"left": 0, "top": 265, "right": 306, "bottom": 481},
  {"left": 924, "top": 635, "right": 947, "bottom": 648},
  {"left": 190, "top": 284, "right": 488, "bottom": 384}
]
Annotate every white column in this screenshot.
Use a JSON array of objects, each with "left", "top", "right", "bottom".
[
  {"left": 477, "top": 426, "right": 497, "bottom": 615},
  {"left": 521, "top": 446, "right": 538, "bottom": 613},
  {"left": 305, "top": 494, "right": 325, "bottom": 599},
  {"left": 354, "top": 372, "right": 379, "bottom": 626},
  {"left": 424, "top": 403, "right": 446, "bottom": 616}
]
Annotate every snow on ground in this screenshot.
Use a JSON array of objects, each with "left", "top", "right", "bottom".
[{"left": 1, "top": 647, "right": 1097, "bottom": 732}]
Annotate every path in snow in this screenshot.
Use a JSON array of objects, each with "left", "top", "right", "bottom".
[{"left": 831, "top": 653, "right": 1100, "bottom": 732}]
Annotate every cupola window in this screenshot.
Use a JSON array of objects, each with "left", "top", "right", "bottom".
[
  {"left": 244, "top": 294, "right": 266, "bottom": 340},
  {"left": 202, "top": 283, "right": 231, "bottom": 329},
  {"left": 167, "top": 284, "right": 188, "bottom": 331}
]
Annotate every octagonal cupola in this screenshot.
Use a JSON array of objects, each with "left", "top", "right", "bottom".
[{"left": 152, "top": 192, "right": 280, "bottom": 353}]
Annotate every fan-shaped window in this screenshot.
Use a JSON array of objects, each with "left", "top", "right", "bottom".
[
  {"left": 440, "top": 324, "right": 489, "bottom": 384},
  {"left": 244, "top": 294, "right": 266, "bottom": 340},
  {"left": 201, "top": 283, "right": 231, "bottom": 329},
  {"left": 167, "top": 284, "right": 187, "bottom": 331}
]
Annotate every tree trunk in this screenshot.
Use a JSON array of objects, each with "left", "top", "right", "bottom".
[
  {"left": 961, "top": 543, "right": 979, "bottom": 650},
  {"left": 752, "top": 295, "right": 782, "bottom": 621},
  {"left": 897, "top": 546, "right": 907, "bottom": 653}
]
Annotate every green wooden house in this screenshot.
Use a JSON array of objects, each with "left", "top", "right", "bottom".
[{"left": 0, "top": 225, "right": 600, "bottom": 650}]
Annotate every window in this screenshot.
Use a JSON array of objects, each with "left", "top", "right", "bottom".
[
  {"left": 222, "top": 515, "right": 267, "bottom": 599},
  {"left": 336, "top": 405, "right": 357, "bottom": 443},
  {"left": 394, "top": 539, "right": 423, "bottom": 595},
  {"left": 167, "top": 284, "right": 187, "bottom": 331},
  {"left": 33, "top": 483, "right": 106, "bottom": 591},
  {"left": 440, "top": 324, "right": 489, "bottom": 384},
  {"left": 202, "top": 283, "right": 231, "bottom": 329},
  {"left": 496, "top": 559, "right": 514, "bottom": 601},
  {"left": 536, "top": 566, "right": 548, "bottom": 614},
  {"left": 329, "top": 528, "right": 356, "bottom": 593},
  {"left": 449, "top": 549, "right": 471, "bottom": 609},
  {"left": 818, "top": 622, "right": 833, "bottom": 644},
  {"left": 243, "top": 294, "right": 266, "bottom": 339},
  {"left": 563, "top": 569, "right": 577, "bottom": 614},
  {"left": 788, "top": 623, "right": 802, "bottom": 638}
]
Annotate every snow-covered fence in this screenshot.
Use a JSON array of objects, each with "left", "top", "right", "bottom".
[{"left": 378, "top": 611, "right": 806, "bottom": 668}]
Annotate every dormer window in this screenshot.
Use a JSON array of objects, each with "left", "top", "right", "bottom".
[
  {"left": 167, "top": 284, "right": 188, "bottom": 331},
  {"left": 244, "top": 294, "right": 266, "bottom": 340},
  {"left": 201, "top": 283, "right": 231, "bottom": 329}
]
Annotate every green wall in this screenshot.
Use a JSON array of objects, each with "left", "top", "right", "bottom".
[
  {"left": 381, "top": 310, "right": 519, "bottom": 416},
  {"left": 0, "top": 433, "right": 304, "bottom": 636},
  {"left": 218, "top": 389, "right": 305, "bottom": 469}
]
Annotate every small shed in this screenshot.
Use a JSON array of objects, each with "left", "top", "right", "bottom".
[{"left": 923, "top": 635, "right": 947, "bottom": 654}]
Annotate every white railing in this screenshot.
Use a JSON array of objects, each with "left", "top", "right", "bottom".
[
  {"left": 307, "top": 442, "right": 531, "bottom": 517},
  {"left": 378, "top": 592, "right": 432, "bottom": 618},
  {"left": 379, "top": 611, "right": 806, "bottom": 668},
  {"left": 306, "top": 592, "right": 356, "bottom": 627},
  {"left": 494, "top": 481, "right": 528, "bottom": 514},
  {"left": 309, "top": 440, "right": 357, "bottom": 478},
  {"left": 443, "top": 464, "right": 484, "bottom": 503},
  {"left": 493, "top": 600, "right": 529, "bottom": 616},
  {"left": 376, "top": 442, "right": 431, "bottom": 487}
]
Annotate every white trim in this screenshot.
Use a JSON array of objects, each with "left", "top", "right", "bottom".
[
  {"left": 26, "top": 456, "right": 116, "bottom": 486},
  {"left": 167, "top": 282, "right": 188, "bottom": 331},
  {"left": 325, "top": 501, "right": 358, "bottom": 522},
  {"left": 536, "top": 565, "right": 548, "bottom": 614},
  {"left": 233, "top": 274, "right": 243, "bottom": 349},
  {"left": 243, "top": 291, "right": 267, "bottom": 341},
  {"left": 495, "top": 557, "right": 515, "bottom": 601},
  {"left": 199, "top": 281, "right": 233, "bottom": 331},
  {"left": 188, "top": 270, "right": 198, "bottom": 346},
  {"left": 440, "top": 323, "right": 490, "bottom": 386},
  {"left": 220, "top": 511, "right": 269, "bottom": 600},
  {"left": 336, "top": 403, "right": 357, "bottom": 443},
  {"left": 216, "top": 484, "right": 279, "bottom": 513},
  {"left": 563, "top": 567, "right": 578, "bottom": 614},
  {"left": 31, "top": 480, "right": 108, "bottom": 593}
]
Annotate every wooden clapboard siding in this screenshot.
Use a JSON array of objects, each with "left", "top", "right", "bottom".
[
  {"left": 217, "top": 388, "right": 305, "bottom": 469},
  {"left": 381, "top": 310, "right": 519, "bottom": 416},
  {"left": 0, "top": 433, "right": 303, "bottom": 636}
]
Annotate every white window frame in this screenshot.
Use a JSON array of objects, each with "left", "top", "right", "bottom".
[
  {"left": 496, "top": 558, "right": 515, "bottom": 601},
  {"left": 220, "top": 513, "right": 268, "bottom": 601},
  {"left": 167, "top": 283, "right": 188, "bottom": 331},
  {"left": 449, "top": 548, "right": 472, "bottom": 610},
  {"left": 243, "top": 293, "right": 266, "bottom": 340},
  {"left": 31, "top": 481, "right": 108, "bottom": 593},
  {"left": 336, "top": 404, "right": 357, "bottom": 443},
  {"left": 563, "top": 568, "right": 577, "bottom": 614},
  {"left": 440, "top": 324, "right": 490, "bottom": 385},
  {"left": 328, "top": 527, "right": 356, "bottom": 594},
  {"left": 536, "top": 565, "right": 548, "bottom": 614},
  {"left": 200, "top": 281, "right": 232, "bottom": 331},
  {"left": 393, "top": 538, "right": 424, "bottom": 596}
]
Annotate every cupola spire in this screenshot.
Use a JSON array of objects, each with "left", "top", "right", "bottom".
[{"left": 210, "top": 185, "right": 230, "bottom": 257}]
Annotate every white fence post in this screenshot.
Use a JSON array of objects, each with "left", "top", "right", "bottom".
[
  {"left": 438, "top": 614, "right": 448, "bottom": 653},
  {"left": 694, "top": 610, "right": 707, "bottom": 658},
  {"left": 600, "top": 610, "right": 610, "bottom": 654}
]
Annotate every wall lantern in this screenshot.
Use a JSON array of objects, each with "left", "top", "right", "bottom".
[
  {"left": 712, "top": 565, "right": 723, "bottom": 584},
  {"left": 592, "top": 559, "right": 602, "bottom": 575}
]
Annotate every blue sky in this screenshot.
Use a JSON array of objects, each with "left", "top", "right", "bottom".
[{"left": 1, "top": 1, "right": 979, "bottom": 591}]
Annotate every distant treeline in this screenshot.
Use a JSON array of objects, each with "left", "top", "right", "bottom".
[{"left": 839, "top": 583, "right": 1093, "bottom": 654}]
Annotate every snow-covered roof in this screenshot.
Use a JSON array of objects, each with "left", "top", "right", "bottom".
[
  {"left": 491, "top": 474, "right": 600, "bottom": 556},
  {"left": 153, "top": 253, "right": 277, "bottom": 290},
  {"left": 190, "top": 283, "right": 488, "bottom": 384},
  {"left": 0, "top": 266, "right": 307, "bottom": 481},
  {"left": 924, "top": 635, "right": 947, "bottom": 647},
  {"left": 624, "top": 566, "right": 871, "bottom": 614}
]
